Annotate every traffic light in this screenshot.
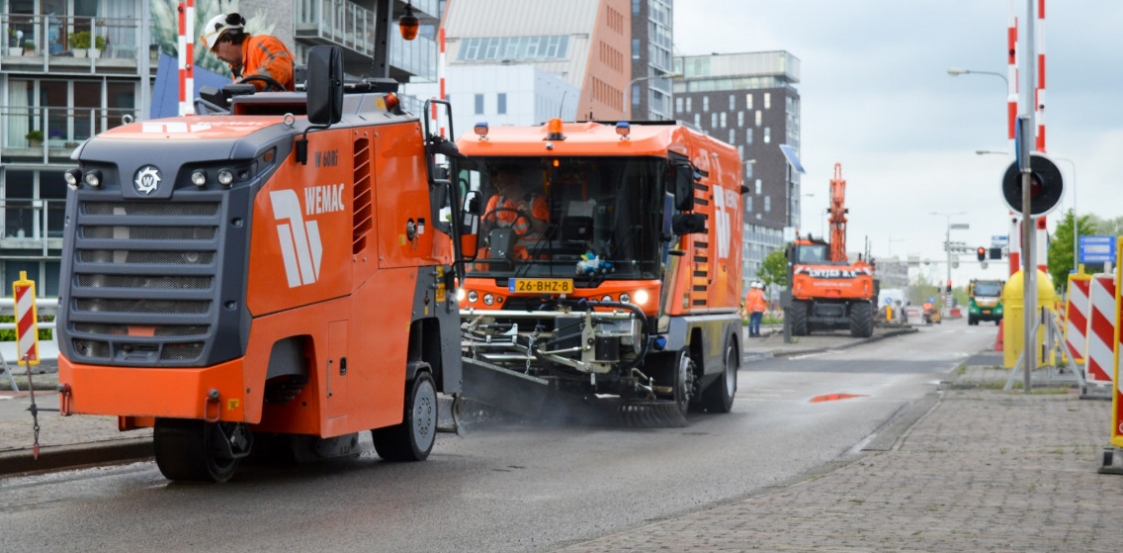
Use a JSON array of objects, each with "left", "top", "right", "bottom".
[
  {"left": 946, "top": 280, "right": 952, "bottom": 293},
  {"left": 1002, "top": 154, "right": 1064, "bottom": 215},
  {"left": 976, "top": 247, "right": 986, "bottom": 262}
]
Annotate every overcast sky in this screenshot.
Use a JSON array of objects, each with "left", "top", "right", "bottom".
[{"left": 675, "top": 1, "right": 1122, "bottom": 285}]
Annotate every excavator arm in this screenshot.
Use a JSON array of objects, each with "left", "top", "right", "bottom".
[{"left": 828, "top": 163, "right": 848, "bottom": 263}]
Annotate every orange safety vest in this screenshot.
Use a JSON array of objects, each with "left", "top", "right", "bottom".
[
  {"left": 485, "top": 194, "right": 548, "bottom": 237},
  {"left": 233, "top": 35, "right": 295, "bottom": 91},
  {"left": 745, "top": 288, "right": 766, "bottom": 313}
]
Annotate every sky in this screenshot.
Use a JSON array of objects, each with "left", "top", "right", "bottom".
[{"left": 674, "top": 0, "right": 1123, "bottom": 286}]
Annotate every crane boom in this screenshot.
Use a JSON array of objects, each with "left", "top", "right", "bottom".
[{"left": 829, "top": 163, "right": 848, "bottom": 262}]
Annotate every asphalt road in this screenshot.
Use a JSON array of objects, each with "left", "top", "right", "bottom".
[{"left": 0, "top": 319, "right": 995, "bottom": 553}]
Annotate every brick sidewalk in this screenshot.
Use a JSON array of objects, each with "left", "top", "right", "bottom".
[{"left": 554, "top": 374, "right": 1121, "bottom": 552}]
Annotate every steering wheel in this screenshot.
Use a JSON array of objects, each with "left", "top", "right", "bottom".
[
  {"left": 482, "top": 206, "right": 531, "bottom": 238},
  {"left": 240, "top": 75, "right": 287, "bottom": 92}
]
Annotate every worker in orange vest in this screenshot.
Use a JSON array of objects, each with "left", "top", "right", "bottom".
[{"left": 745, "top": 281, "right": 767, "bottom": 337}]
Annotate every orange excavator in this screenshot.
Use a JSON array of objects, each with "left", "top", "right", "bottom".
[{"left": 786, "top": 163, "right": 877, "bottom": 337}]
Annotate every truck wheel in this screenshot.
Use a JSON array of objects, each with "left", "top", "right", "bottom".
[
  {"left": 373, "top": 372, "right": 437, "bottom": 462},
  {"left": 968, "top": 315, "right": 976, "bottom": 325},
  {"left": 154, "top": 418, "right": 240, "bottom": 483},
  {"left": 672, "top": 350, "right": 696, "bottom": 417},
  {"left": 700, "top": 338, "right": 738, "bottom": 413},
  {"left": 849, "top": 301, "right": 874, "bottom": 338},
  {"left": 789, "top": 301, "right": 809, "bottom": 336}
]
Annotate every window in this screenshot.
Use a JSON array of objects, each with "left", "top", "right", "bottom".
[
  {"left": 729, "top": 94, "right": 736, "bottom": 109},
  {"left": 764, "top": 127, "right": 771, "bottom": 143},
  {"left": 745, "top": 128, "right": 753, "bottom": 145},
  {"left": 746, "top": 93, "right": 753, "bottom": 109},
  {"left": 755, "top": 179, "right": 762, "bottom": 195},
  {"left": 755, "top": 110, "right": 762, "bottom": 126},
  {"left": 694, "top": 113, "right": 701, "bottom": 127},
  {"left": 632, "top": 38, "right": 640, "bottom": 60},
  {"left": 457, "top": 36, "right": 570, "bottom": 61},
  {"left": 745, "top": 196, "right": 753, "bottom": 212},
  {"left": 720, "top": 112, "right": 727, "bottom": 128},
  {"left": 686, "top": 97, "right": 692, "bottom": 111},
  {"left": 676, "top": 97, "right": 683, "bottom": 113},
  {"left": 764, "top": 196, "right": 771, "bottom": 212},
  {"left": 632, "top": 84, "right": 640, "bottom": 106},
  {"left": 729, "top": 129, "right": 735, "bottom": 144},
  {"left": 764, "top": 93, "right": 771, "bottom": 109},
  {"left": 711, "top": 113, "right": 717, "bottom": 128},
  {"left": 738, "top": 111, "right": 744, "bottom": 127},
  {"left": 703, "top": 96, "right": 709, "bottom": 112},
  {"left": 738, "top": 145, "right": 744, "bottom": 158},
  {"left": 632, "top": 0, "right": 641, "bottom": 15},
  {"left": 497, "top": 93, "right": 507, "bottom": 115},
  {"left": 745, "top": 163, "right": 753, "bottom": 179}
]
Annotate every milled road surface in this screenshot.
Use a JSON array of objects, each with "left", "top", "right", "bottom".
[{"left": 0, "top": 320, "right": 993, "bottom": 552}]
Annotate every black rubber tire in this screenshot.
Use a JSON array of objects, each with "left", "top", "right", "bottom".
[
  {"left": 154, "top": 418, "right": 239, "bottom": 483},
  {"left": 373, "top": 372, "right": 438, "bottom": 462},
  {"left": 700, "top": 337, "right": 738, "bottom": 413},
  {"left": 968, "top": 315, "right": 977, "bottom": 325},
  {"left": 849, "top": 301, "right": 874, "bottom": 338},
  {"left": 789, "top": 301, "right": 809, "bottom": 336},
  {"left": 995, "top": 320, "right": 1001, "bottom": 326}
]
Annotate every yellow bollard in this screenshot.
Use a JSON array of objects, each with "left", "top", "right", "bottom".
[{"left": 1001, "top": 269, "right": 1057, "bottom": 369}]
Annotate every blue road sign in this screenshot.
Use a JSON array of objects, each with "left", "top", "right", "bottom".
[
  {"left": 927, "top": 296, "right": 936, "bottom": 304},
  {"left": 1079, "top": 235, "right": 1117, "bottom": 264}
]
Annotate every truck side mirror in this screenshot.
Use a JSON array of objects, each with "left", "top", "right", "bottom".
[
  {"left": 673, "top": 164, "right": 695, "bottom": 212},
  {"left": 306, "top": 45, "right": 343, "bottom": 126}
]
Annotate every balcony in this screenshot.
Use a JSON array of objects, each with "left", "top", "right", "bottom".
[
  {"left": 2, "top": 106, "right": 140, "bottom": 164},
  {"left": 1, "top": 14, "right": 145, "bottom": 75}
]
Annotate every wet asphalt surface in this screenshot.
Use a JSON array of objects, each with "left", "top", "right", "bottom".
[{"left": 0, "top": 320, "right": 994, "bottom": 553}]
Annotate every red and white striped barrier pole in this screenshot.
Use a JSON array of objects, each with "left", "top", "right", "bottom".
[
  {"left": 434, "top": 25, "right": 447, "bottom": 137},
  {"left": 177, "top": 1, "right": 195, "bottom": 116},
  {"left": 1007, "top": 0, "right": 1018, "bottom": 153},
  {"left": 1035, "top": 0, "right": 1046, "bottom": 152},
  {"left": 13, "top": 271, "right": 39, "bottom": 368}
]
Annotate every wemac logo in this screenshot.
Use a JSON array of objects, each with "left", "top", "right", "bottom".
[{"left": 271, "top": 190, "right": 322, "bottom": 288}]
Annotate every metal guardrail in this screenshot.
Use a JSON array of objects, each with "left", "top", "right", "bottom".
[{"left": 0, "top": 297, "right": 57, "bottom": 317}]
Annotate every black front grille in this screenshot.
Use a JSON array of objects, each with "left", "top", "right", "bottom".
[
  {"left": 75, "top": 298, "right": 210, "bottom": 315},
  {"left": 67, "top": 198, "right": 223, "bottom": 366}
]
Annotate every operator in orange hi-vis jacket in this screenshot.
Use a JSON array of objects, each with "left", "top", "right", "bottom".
[
  {"left": 483, "top": 166, "right": 550, "bottom": 239},
  {"left": 200, "top": 12, "right": 295, "bottom": 92},
  {"left": 744, "top": 281, "right": 767, "bottom": 337}
]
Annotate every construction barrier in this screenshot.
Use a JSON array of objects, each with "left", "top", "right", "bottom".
[
  {"left": 1064, "top": 273, "right": 1092, "bottom": 366},
  {"left": 1088, "top": 274, "right": 1116, "bottom": 386},
  {"left": 12, "top": 271, "right": 39, "bottom": 366},
  {"left": 1105, "top": 242, "right": 1123, "bottom": 449}
]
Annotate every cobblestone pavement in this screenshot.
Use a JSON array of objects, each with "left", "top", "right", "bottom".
[{"left": 552, "top": 367, "right": 1121, "bottom": 552}]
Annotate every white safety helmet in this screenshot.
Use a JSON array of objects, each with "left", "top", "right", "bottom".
[{"left": 200, "top": 13, "right": 245, "bottom": 52}]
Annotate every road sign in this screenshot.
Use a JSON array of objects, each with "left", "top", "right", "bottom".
[
  {"left": 1080, "top": 236, "right": 1117, "bottom": 264},
  {"left": 991, "top": 235, "right": 1009, "bottom": 248},
  {"left": 12, "top": 271, "right": 39, "bottom": 366}
]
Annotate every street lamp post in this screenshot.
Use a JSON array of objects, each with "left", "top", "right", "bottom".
[
  {"left": 623, "top": 72, "right": 681, "bottom": 120},
  {"left": 946, "top": 67, "right": 1009, "bottom": 87},
  {"left": 931, "top": 211, "right": 967, "bottom": 306}
]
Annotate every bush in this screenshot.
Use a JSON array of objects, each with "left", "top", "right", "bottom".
[
  {"left": 25, "top": 129, "right": 43, "bottom": 141},
  {"left": 0, "top": 315, "right": 53, "bottom": 341},
  {"left": 95, "top": 35, "right": 106, "bottom": 50}
]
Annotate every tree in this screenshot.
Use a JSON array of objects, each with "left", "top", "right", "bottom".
[
  {"left": 1088, "top": 213, "right": 1123, "bottom": 237},
  {"left": 1048, "top": 209, "right": 1099, "bottom": 291},
  {"left": 757, "top": 248, "right": 788, "bottom": 288}
]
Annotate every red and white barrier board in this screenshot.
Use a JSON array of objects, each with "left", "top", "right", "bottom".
[
  {"left": 1064, "top": 274, "right": 1092, "bottom": 365},
  {"left": 1088, "top": 274, "right": 1116, "bottom": 385},
  {"left": 1110, "top": 242, "right": 1123, "bottom": 448},
  {"left": 12, "top": 271, "right": 39, "bottom": 366}
]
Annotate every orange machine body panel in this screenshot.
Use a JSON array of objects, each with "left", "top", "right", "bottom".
[{"left": 56, "top": 94, "right": 460, "bottom": 439}]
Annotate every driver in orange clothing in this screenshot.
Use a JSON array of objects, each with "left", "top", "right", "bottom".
[
  {"left": 200, "top": 13, "right": 295, "bottom": 91},
  {"left": 482, "top": 166, "right": 549, "bottom": 239}
]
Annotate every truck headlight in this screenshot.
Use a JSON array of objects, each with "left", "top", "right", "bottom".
[
  {"left": 191, "top": 170, "right": 208, "bottom": 187},
  {"left": 217, "top": 169, "right": 234, "bottom": 186},
  {"left": 483, "top": 293, "right": 494, "bottom": 306}
]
